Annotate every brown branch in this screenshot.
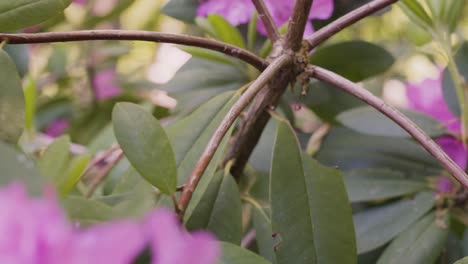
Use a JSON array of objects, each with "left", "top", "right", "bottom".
[
  {"left": 0, "top": 30, "right": 268, "bottom": 71},
  {"left": 285, "top": 0, "right": 314, "bottom": 51},
  {"left": 306, "top": 0, "right": 398, "bottom": 49},
  {"left": 311, "top": 66, "right": 468, "bottom": 188},
  {"left": 177, "top": 54, "right": 293, "bottom": 218},
  {"left": 252, "top": 0, "right": 280, "bottom": 43}
]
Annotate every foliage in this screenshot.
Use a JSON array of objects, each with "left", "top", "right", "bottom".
[{"left": 0, "top": 0, "right": 467, "bottom": 263}]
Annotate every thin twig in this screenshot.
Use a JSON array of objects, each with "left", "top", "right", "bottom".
[
  {"left": 252, "top": 0, "right": 280, "bottom": 42},
  {"left": 285, "top": 0, "right": 314, "bottom": 51},
  {"left": 177, "top": 54, "right": 293, "bottom": 218},
  {"left": 85, "top": 147, "right": 124, "bottom": 198},
  {"left": 311, "top": 66, "right": 468, "bottom": 188},
  {"left": 306, "top": 0, "right": 398, "bottom": 49},
  {"left": 0, "top": 30, "right": 268, "bottom": 70}
]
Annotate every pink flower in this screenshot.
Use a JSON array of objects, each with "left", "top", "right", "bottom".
[
  {"left": 435, "top": 176, "right": 454, "bottom": 194},
  {"left": 73, "top": 0, "right": 87, "bottom": 5},
  {"left": 197, "top": 0, "right": 334, "bottom": 36},
  {"left": 44, "top": 119, "right": 70, "bottom": 138},
  {"left": 146, "top": 210, "right": 220, "bottom": 264},
  {"left": 0, "top": 183, "right": 220, "bottom": 263},
  {"left": 92, "top": 69, "right": 122, "bottom": 100},
  {"left": 406, "top": 71, "right": 467, "bottom": 170}
]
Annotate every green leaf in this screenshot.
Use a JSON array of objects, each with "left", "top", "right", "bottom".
[
  {"left": 0, "top": 49, "right": 24, "bottom": 143},
  {"left": 219, "top": 242, "right": 271, "bottom": 264},
  {"left": 161, "top": 0, "right": 198, "bottom": 23},
  {"left": 441, "top": 0, "right": 465, "bottom": 32},
  {"left": 271, "top": 120, "right": 356, "bottom": 264},
  {"left": 377, "top": 212, "right": 450, "bottom": 264},
  {"left": 162, "top": 58, "right": 248, "bottom": 114},
  {"left": 22, "top": 77, "right": 36, "bottom": 136},
  {"left": 38, "top": 135, "right": 70, "bottom": 182},
  {"left": 309, "top": 41, "right": 394, "bottom": 82},
  {"left": 207, "top": 14, "right": 246, "bottom": 49},
  {"left": 167, "top": 91, "right": 240, "bottom": 220},
  {"left": 62, "top": 196, "right": 115, "bottom": 226},
  {"left": 252, "top": 206, "right": 276, "bottom": 263},
  {"left": 343, "top": 169, "right": 427, "bottom": 202},
  {"left": 354, "top": 192, "right": 435, "bottom": 253},
  {"left": 398, "top": 0, "right": 433, "bottom": 30},
  {"left": 58, "top": 154, "right": 90, "bottom": 197},
  {"left": 316, "top": 127, "right": 442, "bottom": 177},
  {"left": 337, "top": 106, "right": 446, "bottom": 138},
  {"left": 443, "top": 42, "right": 468, "bottom": 117},
  {"left": 0, "top": 141, "right": 44, "bottom": 194},
  {"left": 186, "top": 171, "right": 242, "bottom": 244},
  {"left": 112, "top": 103, "right": 177, "bottom": 194},
  {"left": 455, "top": 257, "right": 468, "bottom": 264},
  {"left": 4, "top": 44, "right": 29, "bottom": 77},
  {"left": 181, "top": 47, "right": 238, "bottom": 66},
  {"left": 0, "top": 0, "right": 72, "bottom": 31}
]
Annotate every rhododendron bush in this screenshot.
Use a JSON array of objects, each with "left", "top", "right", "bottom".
[{"left": 0, "top": 0, "right": 467, "bottom": 263}]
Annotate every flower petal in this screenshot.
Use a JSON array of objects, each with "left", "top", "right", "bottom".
[{"left": 436, "top": 136, "right": 467, "bottom": 170}]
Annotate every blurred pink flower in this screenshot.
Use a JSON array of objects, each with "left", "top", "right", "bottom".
[
  {"left": 73, "top": 0, "right": 87, "bottom": 5},
  {"left": 92, "top": 69, "right": 122, "bottom": 100},
  {"left": 197, "top": 0, "right": 334, "bottom": 36},
  {"left": 0, "top": 183, "right": 220, "bottom": 263},
  {"left": 435, "top": 176, "right": 454, "bottom": 194},
  {"left": 44, "top": 119, "right": 70, "bottom": 138},
  {"left": 406, "top": 71, "right": 467, "bottom": 170}
]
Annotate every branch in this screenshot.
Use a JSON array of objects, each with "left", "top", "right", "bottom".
[
  {"left": 285, "top": 0, "right": 314, "bottom": 51},
  {"left": 178, "top": 54, "right": 293, "bottom": 218},
  {"left": 306, "top": 0, "right": 398, "bottom": 49},
  {"left": 0, "top": 30, "right": 268, "bottom": 71},
  {"left": 252, "top": 0, "right": 280, "bottom": 43},
  {"left": 311, "top": 66, "right": 468, "bottom": 188}
]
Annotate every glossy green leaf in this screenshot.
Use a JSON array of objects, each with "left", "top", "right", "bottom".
[
  {"left": 271, "top": 120, "right": 356, "bottom": 264},
  {"left": 186, "top": 171, "right": 242, "bottom": 244},
  {"left": 337, "top": 106, "right": 446, "bottom": 138},
  {"left": 377, "top": 212, "right": 450, "bottom": 264},
  {"left": 316, "top": 127, "right": 442, "bottom": 177},
  {"left": 0, "top": 0, "right": 72, "bottom": 31},
  {"left": 219, "top": 242, "right": 271, "bottom": 264},
  {"left": 112, "top": 102, "right": 177, "bottom": 194},
  {"left": 354, "top": 192, "right": 435, "bottom": 253},
  {"left": 62, "top": 196, "right": 115, "bottom": 226},
  {"left": 0, "top": 49, "right": 24, "bottom": 143},
  {"left": 161, "top": 0, "right": 197, "bottom": 23},
  {"left": 167, "top": 91, "right": 239, "bottom": 220},
  {"left": 58, "top": 154, "right": 90, "bottom": 196},
  {"left": 207, "top": 14, "right": 246, "bottom": 48},
  {"left": 309, "top": 41, "right": 394, "bottom": 82},
  {"left": 455, "top": 257, "right": 468, "bottom": 264},
  {"left": 343, "top": 169, "right": 427, "bottom": 202},
  {"left": 38, "top": 135, "right": 70, "bottom": 182},
  {"left": 0, "top": 141, "right": 44, "bottom": 194}
]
